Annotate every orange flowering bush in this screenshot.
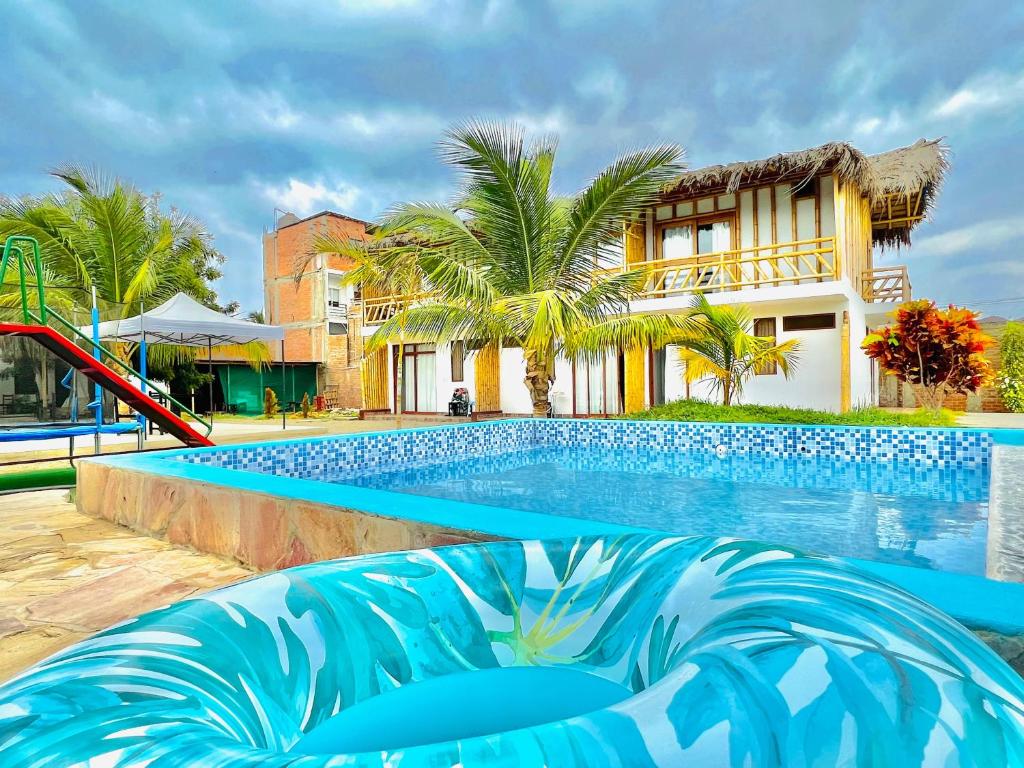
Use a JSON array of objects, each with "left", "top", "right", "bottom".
[{"left": 862, "top": 300, "right": 993, "bottom": 411}]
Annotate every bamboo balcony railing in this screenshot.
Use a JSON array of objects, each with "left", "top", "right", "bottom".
[
  {"left": 605, "top": 236, "right": 839, "bottom": 297},
  {"left": 361, "top": 236, "right": 906, "bottom": 324},
  {"left": 861, "top": 265, "right": 911, "bottom": 303}
]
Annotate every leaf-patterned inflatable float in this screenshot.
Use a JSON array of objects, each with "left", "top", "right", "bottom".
[{"left": 2, "top": 535, "right": 1023, "bottom": 767}]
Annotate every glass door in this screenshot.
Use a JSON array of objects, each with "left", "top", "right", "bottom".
[
  {"left": 650, "top": 347, "right": 667, "bottom": 406},
  {"left": 573, "top": 351, "right": 623, "bottom": 415},
  {"left": 397, "top": 344, "right": 437, "bottom": 412}
]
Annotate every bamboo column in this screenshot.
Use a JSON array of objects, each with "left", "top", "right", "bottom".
[{"left": 840, "top": 310, "right": 851, "bottom": 412}]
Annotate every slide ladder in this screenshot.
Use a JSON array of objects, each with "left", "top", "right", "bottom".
[{"left": 0, "top": 236, "right": 214, "bottom": 447}]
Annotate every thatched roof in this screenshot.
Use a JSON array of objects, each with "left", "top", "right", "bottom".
[
  {"left": 865, "top": 139, "right": 951, "bottom": 247},
  {"left": 663, "top": 138, "right": 949, "bottom": 246}
]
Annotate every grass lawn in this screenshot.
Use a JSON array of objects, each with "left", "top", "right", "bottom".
[{"left": 624, "top": 399, "right": 957, "bottom": 428}]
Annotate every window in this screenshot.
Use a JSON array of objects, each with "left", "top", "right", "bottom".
[
  {"left": 783, "top": 313, "right": 836, "bottom": 331},
  {"left": 327, "top": 275, "right": 346, "bottom": 319},
  {"left": 793, "top": 177, "right": 818, "bottom": 199},
  {"left": 753, "top": 317, "right": 778, "bottom": 375},
  {"left": 661, "top": 224, "right": 693, "bottom": 260},
  {"left": 328, "top": 322, "right": 347, "bottom": 336},
  {"left": 696, "top": 220, "right": 731, "bottom": 255},
  {"left": 451, "top": 341, "right": 465, "bottom": 382}
]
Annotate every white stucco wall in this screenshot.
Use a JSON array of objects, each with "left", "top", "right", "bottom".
[
  {"left": 662, "top": 295, "right": 858, "bottom": 412},
  {"left": 845, "top": 295, "right": 875, "bottom": 408},
  {"left": 499, "top": 347, "right": 533, "bottom": 415}
]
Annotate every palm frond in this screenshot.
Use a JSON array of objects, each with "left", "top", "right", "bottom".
[
  {"left": 563, "top": 312, "right": 697, "bottom": 361},
  {"left": 556, "top": 144, "right": 684, "bottom": 280},
  {"left": 363, "top": 301, "right": 510, "bottom": 353}
]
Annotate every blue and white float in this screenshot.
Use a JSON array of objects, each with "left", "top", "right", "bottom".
[{"left": 2, "top": 535, "right": 1023, "bottom": 766}]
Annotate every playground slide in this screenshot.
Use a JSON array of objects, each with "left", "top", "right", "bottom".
[{"left": 0, "top": 323, "right": 213, "bottom": 448}]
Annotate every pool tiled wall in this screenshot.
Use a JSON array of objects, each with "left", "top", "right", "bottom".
[{"left": 177, "top": 419, "right": 993, "bottom": 480}]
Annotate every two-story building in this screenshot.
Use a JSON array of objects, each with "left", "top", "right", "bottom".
[
  {"left": 262, "top": 210, "right": 370, "bottom": 409},
  {"left": 265, "top": 138, "right": 948, "bottom": 417}
]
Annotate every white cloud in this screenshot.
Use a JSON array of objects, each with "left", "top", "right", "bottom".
[
  {"left": 257, "top": 178, "right": 361, "bottom": 217},
  {"left": 931, "top": 70, "right": 1024, "bottom": 119},
  {"left": 330, "top": 109, "right": 445, "bottom": 140},
  {"left": 910, "top": 216, "right": 1024, "bottom": 260},
  {"left": 851, "top": 110, "right": 906, "bottom": 138},
  {"left": 508, "top": 109, "right": 568, "bottom": 137}
]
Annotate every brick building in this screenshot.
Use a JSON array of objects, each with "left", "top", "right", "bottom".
[{"left": 263, "top": 210, "right": 369, "bottom": 408}]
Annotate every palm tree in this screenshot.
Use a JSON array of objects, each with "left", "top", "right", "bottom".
[
  {"left": 317, "top": 121, "right": 692, "bottom": 416},
  {"left": 0, "top": 166, "right": 265, "bottom": 372},
  {"left": 673, "top": 294, "right": 800, "bottom": 406}
]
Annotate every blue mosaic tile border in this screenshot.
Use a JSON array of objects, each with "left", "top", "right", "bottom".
[
  {"left": 178, "top": 420, "right": 538, "bottom": 479},
  {"left": 174, "top": 419, "right": 992, "bottom": 480},
  {"left": 535, "top": 420, "right": 992, "bottom": 467}
]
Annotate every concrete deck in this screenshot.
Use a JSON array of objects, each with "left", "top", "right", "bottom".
[{"left": 0, "top": 489, "right": 253, "bottom": 682}]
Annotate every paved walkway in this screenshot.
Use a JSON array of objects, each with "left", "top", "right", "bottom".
[
  {"left": 958, "top": 412, "right": 1024, "bottom": 429},
  {"left": 0, "top": 490, "right": 253, "bottom": 682}
]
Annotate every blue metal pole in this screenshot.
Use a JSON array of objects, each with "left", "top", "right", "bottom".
[
  {"left": 138, "top": 300, "right": 147, "bottom": 439},
  {"left": 91, "top": 287, "right": 102, "bottom": 452}
]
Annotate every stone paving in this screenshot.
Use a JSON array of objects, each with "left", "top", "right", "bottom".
[{"left": 0, "top": 489, "right": 252, "bottom": 682}]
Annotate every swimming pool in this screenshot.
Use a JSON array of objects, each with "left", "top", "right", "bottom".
[
  {"left": 76, "top": 418, "right": 1024, "bottom": 664},
  {"left": 329, "top": 444, "right": 991, "bottom": 575}
]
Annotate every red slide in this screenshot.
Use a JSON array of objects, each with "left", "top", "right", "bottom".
[{"left": 0, "top": 324, "right": 213, "bottom": 447}]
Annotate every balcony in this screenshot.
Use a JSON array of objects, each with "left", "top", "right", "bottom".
[
  {"left": 327, "top": 301, "right": 348, "bottom": 322},
  {"left": 607, "top": 236, "right": 838, "bottom": 298},
  {"left": 362, "top": 293, "right": 429, "bottom": 325},
  {"left": 861, "top": 265, "right": 910, "bottom": 304},
  {"left": 361, "top": 236, "right": 906, "bottom": 324}
]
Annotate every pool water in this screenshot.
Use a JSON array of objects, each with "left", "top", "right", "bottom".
[{"left": 328, "top": 445, "right": 991, "bottom": 576}]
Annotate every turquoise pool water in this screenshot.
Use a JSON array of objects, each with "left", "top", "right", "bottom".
[{"left": 329, "top": 445, "right": 991, "bottom": 575}]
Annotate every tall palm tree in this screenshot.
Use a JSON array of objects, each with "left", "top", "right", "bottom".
[
  {"left": 317, "top": 121, "right": 692, "bottom": 416},
  {"left": 674, "top": 294, "right": 800, "bottom": 406}
]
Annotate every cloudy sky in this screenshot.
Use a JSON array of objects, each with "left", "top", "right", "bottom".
[{"left": 2, "top": 1, "right": 1022, "bottom": 315}]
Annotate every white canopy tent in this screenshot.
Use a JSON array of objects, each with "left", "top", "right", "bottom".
[
  {"left": 88, "top": 293, "right": 284, "bottom": 346},
  {"left": 83, "top": 293, "right": 286, "bottom": 430}
]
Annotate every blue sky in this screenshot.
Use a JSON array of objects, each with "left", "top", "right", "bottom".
[{"left": 1, "top": 1, "right": 1022, "bottom": 316}]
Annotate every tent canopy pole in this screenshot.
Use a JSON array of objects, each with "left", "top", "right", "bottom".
[
  {"left": 207, "top": 336, "right": 214, "bottom": 426},
  {"left": 281, "top": 340, "right": 287, "bottom": 430}
]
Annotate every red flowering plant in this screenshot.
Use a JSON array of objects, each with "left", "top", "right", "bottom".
[{"left": 862, "top": 300, "right": 994, "bottom": 411}]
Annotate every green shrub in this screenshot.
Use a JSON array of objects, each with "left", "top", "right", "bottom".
[
  {"left": 997, "top": 322, "right": 1024, "bottom": 413},
  {"left": 622, "top": 399, "right": 956, "bottom": 428}
]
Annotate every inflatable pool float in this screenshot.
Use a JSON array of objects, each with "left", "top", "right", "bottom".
[{"left": 2, "top": 534, "right": 1024, "bottom": 766}]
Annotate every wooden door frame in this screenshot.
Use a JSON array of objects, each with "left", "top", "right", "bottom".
[{"left": 392, "top": 343, "right": 439, "bottom": 414}]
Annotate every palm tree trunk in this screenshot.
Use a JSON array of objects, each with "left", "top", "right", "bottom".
[{"left": 524, "top": 349, "right": 552, "bottom": 417}]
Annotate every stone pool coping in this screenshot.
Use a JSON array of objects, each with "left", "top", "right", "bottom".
[{"left": 77, "top": 419, "right": 1024, "bottom": 639}]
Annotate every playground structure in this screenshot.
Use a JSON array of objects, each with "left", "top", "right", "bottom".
[{"left": 0, "top": 235, "right": 215, "bottom": 490}]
